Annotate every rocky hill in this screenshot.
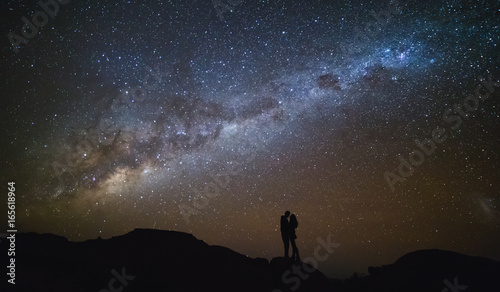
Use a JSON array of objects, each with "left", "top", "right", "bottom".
[{"left": 3, "top": 229, "right": 499, "bottom": 292}]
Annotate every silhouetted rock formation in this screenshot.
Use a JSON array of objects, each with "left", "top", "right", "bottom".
[
  {"left": 333, "top": 249, "right": 500, "bottom": 292},
  {"left": 271, "top": 257, "right": 331, "bottom": 292},
  {"left": 10, "top": 229, "right": 331, "bottom": 292},
  {"left": 7, "top": 230, "right": 499, "bottom": 292}
]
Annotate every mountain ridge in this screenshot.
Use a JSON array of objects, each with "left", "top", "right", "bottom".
[{"left": 3, "top": 228, "right": 499, "bottom": 292}]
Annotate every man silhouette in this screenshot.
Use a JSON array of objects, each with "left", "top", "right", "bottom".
[{"left": 280, "top": 211, "right": 291, "bottom": 258}]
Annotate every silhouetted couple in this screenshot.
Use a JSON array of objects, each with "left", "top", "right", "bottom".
[{"left": 280, "top": 211, "right": 300, "bottom": 261}]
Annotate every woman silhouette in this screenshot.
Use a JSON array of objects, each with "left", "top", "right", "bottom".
[{"left": 289, "top": 214, "right": 300, "bottom": 262}]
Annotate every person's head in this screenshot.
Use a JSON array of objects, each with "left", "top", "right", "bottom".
[
  {"left": 290, "top": 214, "right": 298, "bottom": 226},
  {"left": 284, "top": 211, "right": 290, "bottom": 218}
]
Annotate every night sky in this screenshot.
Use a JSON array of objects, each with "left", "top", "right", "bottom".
[{"left": 1, "top": 0, "right": 499, "bottom": 278}]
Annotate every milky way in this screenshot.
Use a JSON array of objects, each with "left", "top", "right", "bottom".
[{"left": 1, "top": 0, "right": 499, "bottom": 277}]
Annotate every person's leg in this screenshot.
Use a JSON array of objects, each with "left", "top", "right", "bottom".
[
  {"left": 282, "top": 233, "right": 289, "bottom": 258},
  {"left": 295, "top": 242, "right": 300, "bottom": 262},
  {"left": 290, "top": 239, "right": 297, "bottom": 261},
  {"left": 285, "top": 238, "right": 289, "bottom": 258}
]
